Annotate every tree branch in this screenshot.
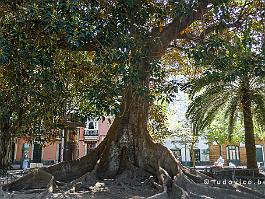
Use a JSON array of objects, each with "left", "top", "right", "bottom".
[
  {"left": 150, "top": 0, "right": 211, "bottom": 58},
  {"left": 176, "top": 20, "right": 242, "bottom": 42},
  {"left": 163, "top": 0, "right": 254, "bottom": 44}
]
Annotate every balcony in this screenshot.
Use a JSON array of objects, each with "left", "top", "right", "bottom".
[{"left": 84, "top": 129, "right": 99, "bottom": 141}]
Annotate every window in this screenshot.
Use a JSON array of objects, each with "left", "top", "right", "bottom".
[
  {"left": 86, "top": 143, "right": 97, "bottom": 155},
  {"left": 84, "top": 119, "right": 99, "bottom": 136},
  {"left": 87, "top": 142, "right": 96, "bottom": 149},
  {"left": 85, "top": 119, "right": 98, "bottom": 130},
  {"left": 226, "top": 145, "right": 239, "bottom": 160},
  {"left": 88, "top": 122, "right": 94, "bottom": 129},
  {"left": 256, "top": 145, "right": 264, "bottom": 162},
  {"left": 201, "top": 149, "right": 210, "bottom": 161},
  {"left": 84, "top": 129, "right": 99, "bottom": 136}
]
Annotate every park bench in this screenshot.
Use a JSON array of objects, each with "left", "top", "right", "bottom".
[{"left": 212, "top": 168, "right": 265, "bottom": 181}]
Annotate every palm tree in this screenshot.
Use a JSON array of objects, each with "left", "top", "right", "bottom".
[{"left": 185, "top": 29, "right": 265, "bottom": 169}]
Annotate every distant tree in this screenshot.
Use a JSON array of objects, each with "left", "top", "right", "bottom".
[
  {"left": 148, "top": 103, "right": 173, "bottom": 144},
  {"left": 0, "top": 46, "right": 68, "bottom": 169},
  {"left": 0, "top": 48, "right": 97, "bottom": 169},
  {"left": 171, "top": 127, "right": 193, "bottom": 164},
  {"left": 186, "top": 18, "right": 264, "bottom": 169}
]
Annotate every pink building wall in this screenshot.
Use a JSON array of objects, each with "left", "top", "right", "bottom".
[
  {"left": 42, "top": 143, "right": 57, "bottom": 161},
  {"left": 15, "top": 138, "right": 26, "bottom": 161},
  {"left": 78, "top": 128, "right": 86, "bottom": 157},
  {"left": 14, "top": 118, "right": 111, "bottom": 165},
  {"left": 98, "top": 119, "right": 110, "bottom": 144}
]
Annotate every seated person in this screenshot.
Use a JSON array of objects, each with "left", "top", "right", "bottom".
[{"left": 213, "top": 156, "right": 224, "bottom": 168}]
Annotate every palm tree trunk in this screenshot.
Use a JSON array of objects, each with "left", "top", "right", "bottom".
[{"left": 241, "top": 82, "right": 257, "bottom": 169}]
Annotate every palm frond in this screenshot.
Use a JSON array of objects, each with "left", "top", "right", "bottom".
[
  {"left": 187, "top": 72, "right": 227, "bottom": 98},
  {"left": 224, "top": 96, "right": 240, "bottom": 141},
  {"left": 187, "top": 84, "right": 233, "bottom": 135}
]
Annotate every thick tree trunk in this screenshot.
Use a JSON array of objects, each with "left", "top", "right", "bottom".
[
  {"left": 0, "top": 133, "right": 13, "bottom": 170},
  {"left": 241, "top": 88, "right": 257, "bottom": 169},
  {"left": 0, "top": 117, "right": 13, "bottom": 170},
  {"left": 94, "top": 60, "right": 179, "bottom": 180},
  {"left": 95, "top": 94, "right": 179, "bottom": 180}
]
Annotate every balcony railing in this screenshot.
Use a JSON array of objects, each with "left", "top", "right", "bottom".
[
  {"left": 84, "top": 130, "right": 99, "bottom": 141},
  {"left": 84, "top": 130, "right": 99, "bottom": 136}
]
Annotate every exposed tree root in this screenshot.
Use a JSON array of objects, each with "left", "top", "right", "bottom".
[
  {"left": 2, "top": 117, "right": 265, "bottom": 198},
  {"left": 2, "top": 169, "right": 55, "bottom": 192},
  {"left": 173, "top": 170, "right": 265, "bottom": 199},
  {"left": 3, "top": 143, "right": 265, "bottom": 199}
]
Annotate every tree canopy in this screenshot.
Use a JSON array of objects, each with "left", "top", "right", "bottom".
[{"left": 1, "top": 1, "right": 265, "bottom": 198}]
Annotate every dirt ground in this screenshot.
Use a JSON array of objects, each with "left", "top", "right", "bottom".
[
  {"left": 0, "top": 168, "right": 161, "bottom": 199},
  {"left": 1, "top": 168, "right": 265, "bottom": 199}
]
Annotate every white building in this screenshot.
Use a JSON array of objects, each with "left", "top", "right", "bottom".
[
  {"left": 164, "top": 136, "right": 210, "bottom": 166},
  {"left": 165, "top": 89, "right": 210, "bottom": 166}
]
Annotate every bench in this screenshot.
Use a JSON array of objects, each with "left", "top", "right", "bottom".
[
  {"left": 0, "top": 177, "right": 6, "bottom": 184},
  {"left": 212, "top": 168, "right": 265, "bottom": 181}
]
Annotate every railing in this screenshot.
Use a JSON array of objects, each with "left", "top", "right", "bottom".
[
  {"left": 213, "top": 168, "right": 263, "bottom": 181},
  {"left": 84, "top": 130, "right": 99, "bottom": 141},
  {"left": 84, "top": 130, "right": 99, "bottom": 136},
  {"left": 195, "top": 167, "right": 265, "bottom": 181}
]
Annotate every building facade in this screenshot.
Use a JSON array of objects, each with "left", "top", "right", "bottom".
[
  {"left": 164, "top": 136, "right": 210, "bottom": 166},
  {"left": 13, "top": 119, "right": 111, "bottom": 167},
  {"left": 209, "top": 141, "right": 265, "bottom": 167},
  {"left": 166, "top": 135, "right": 265, "bottom": 167}
]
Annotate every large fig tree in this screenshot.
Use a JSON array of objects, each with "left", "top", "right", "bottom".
[{"left": 1, "top": 0, "right": 264, "bottom": 198}]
